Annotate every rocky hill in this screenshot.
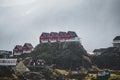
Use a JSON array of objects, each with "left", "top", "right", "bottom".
[
  {"left": 20, "top": 42, "right": 92, "bottom": 70},
  {"left": 92, "top": 47, "right": 120, "bottom": 70}
]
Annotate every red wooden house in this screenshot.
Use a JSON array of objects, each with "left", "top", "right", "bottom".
[
  {"left": 40, "top": 31, "right": 80, "bottom": 43},
  {"left": 66, "top": 31, "right": 80, "bottom": 42},
  {"left": 40, "top": 32, "right": 49, "bottom": 43},
  {"left": 57, "top": 32, "right": 66, "bottom": 42},
  {"left": 23, "top": 43, "right": 33, "bottom": 53},
  {"left": 13, "top": 45, "right": 23, "bottom": 56},
  {"left": 48, "top": 32, "right": 58, "bottom": 42}
]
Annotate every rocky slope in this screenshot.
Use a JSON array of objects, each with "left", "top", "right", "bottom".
[
  {"left": 21, "top": 42, "right": 92, "bottom": 70},
  {"left": 92, "top": 47, "right": 120, "bottom": 70}
]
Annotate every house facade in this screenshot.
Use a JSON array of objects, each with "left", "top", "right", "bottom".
[
  {"left": 22, "top": 43, "right": 33, "bottom": 53},
  {"left": 48, "top": 32, "right": 58, "bottom": 42},
  {"left": 113, "top": 36, "right": 120, "bottom": 48},
  {"left": 13, "top": 45, "right": 23, "bottom": 56},
  {"left": 0, "top": 51, "right": 17, "bottom": 66},
  {"left": 57, "top": 32, "right": 66, "bottom": 42},
  {"left": 40, "top": 32, "right": 49, "bottom": 43},
  {"left": 66, "top": 31, "right": 80, "bottom": 42},
  {"left": 39, "top": 31, "right": 80, "bottom": 43}
]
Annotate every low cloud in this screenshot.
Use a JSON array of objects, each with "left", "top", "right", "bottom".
[{"left": 0, "top": 0, "right": 120, "bottom": 51}]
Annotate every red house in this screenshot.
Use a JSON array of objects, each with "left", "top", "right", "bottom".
[
  {"left": 40, "top": 32, "right": 49, "bottom": 43},
  {"left": 13, "top": 45, "right": 23, "bottom": 56},
  {"left": 23, "top": 43, "right": 33, "bottom": 53},
  {"left": 66, "top": 31, "right": 80, "bottom": 42},
  {"left": 48, "top": 32, "right": 58, "bottom": 42},
  {"left": 40, "top": 31, "right": 80, "bottom": 43},
  {"left": 58, "top": 32, "right": 66, "bottom": 42}
]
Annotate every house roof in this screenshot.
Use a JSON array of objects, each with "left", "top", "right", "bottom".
[
  {"left": 59, "top": 32, "right": 66, "bottom": 37},
  {"left": 24, "top": 43, "right": 33, "bottom": 49},
  {"left": 0, "top": 50, "right": 12, "bottom": 54},
  {"left": 93, "top": 49, "right": 101, "bottom": 52},
  {"left": 42, "top": 32, "right": 49, "bottom": 37},
  {"left": 113, "top": 36, "right": 120, "bottom": 41},
  {"left": 14, "top": 45, "right": 23, "bottom": 50},
  {"left": 50, "top": 32, "right": 58, "bottom": 36},
  {"left": 93, "top": 48, "right": 106, "bottom": 52},
  {"left": 67, "top": 31, "right": 78, "bottom": 37},
  {"left": 0, "top": 50, "right": 7, "bottom": 53}
]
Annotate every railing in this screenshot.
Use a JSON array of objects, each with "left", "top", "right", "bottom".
[
  {"left": 23, "top": 50, "right": 32, "bottom": 53},
  {"left": 0, "top": 58, "right": 17, "bottom": 66},
  {"left": 14, "top": 52, "right": 22, "bottom": 55},
  {"left": 40, "top": 40, "right": 49, "bottom": 43},
  {"left": 40, "top": 37, "right": 81, "bottom": 43},
  {"left": 66, "top": 37, "right": 80, "bottom": 42}
]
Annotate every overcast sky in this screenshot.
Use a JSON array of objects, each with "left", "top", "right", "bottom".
[{"left": 0, "top": 0, "right": 120, "bottom": 52}]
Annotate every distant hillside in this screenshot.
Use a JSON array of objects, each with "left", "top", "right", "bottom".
[
  {"left": 92, "top": 47, "right": 120, "bottom": 70},
  {"left": 20, "top": 42, "right": 92, "bottom": 70}
]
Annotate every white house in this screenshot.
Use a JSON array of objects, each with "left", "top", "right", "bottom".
[
  {"left": 113, "top": 36, "right": 120, "bottom": 48},
  {"left": 0, "top": 58, "right": 17, "bottom": 66}
]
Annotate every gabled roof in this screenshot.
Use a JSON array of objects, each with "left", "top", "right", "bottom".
[
  {"left": 14, "top": 45, "right": 22, "bottom": 50},
  {"left": 42, "top": 32, "right": 49, "bottom": 37},
  {"left": 93, "top": 48, "right": 106, "bottom": 52},
  {"left": 113, "top": 36, "right": 120, "bottom": 41},
  {"left": 93, "top": 49, "right": 101, "bottom": 52},
  {"left": 59, "top": 32, "right": 66, "bottom": 37},
  {"left": 67, "top": 31, "right": 78, "bottom": 37},
  {"left": 50, "top": 32, "right": 58, "bottom": 36},
  {"left": 0, "top": 50, "right": 12, "bottom": 55},
  {"left": 24, "top": 43, "right": 33, "bottom": 49}
]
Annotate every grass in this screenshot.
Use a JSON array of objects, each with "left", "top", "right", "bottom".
[
  {"left": 83, "top": 73, "right": 120, "bottom": 80},
  {"left": 109, "top": 74, "right": 120, "bottom": 80},
  {"left": 84, "top": 74, "right": 97, "bottom": 80}
]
